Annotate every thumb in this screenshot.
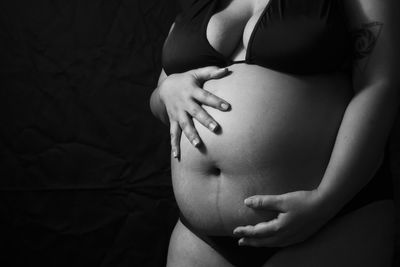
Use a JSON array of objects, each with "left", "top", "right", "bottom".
[
  {"left": 192, "top": 66, "right": 228, "bottom": 82},
  {"left": 244, "top": 195, "right": 285, "bottom": 212}
]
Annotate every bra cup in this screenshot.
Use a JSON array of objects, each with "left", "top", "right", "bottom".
[{"left": 162, "top": 0, "right": 352, "bottom": 75}]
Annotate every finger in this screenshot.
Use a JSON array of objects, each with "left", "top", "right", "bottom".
[
  {"left": 192, "top": 66, "right": 229, "bottom": 82},
  {"left": 233, "top": 219, "right": 281, "bottom": 238},
  {"left": 179, "top": 112, "right": 202, "bottom": 147},
  {"left": 244, "top": 195, "right": 286, "bottom": 212},
  {"left": 238, "top": 225, "right": 297, "bottom": 247},
  {"left": 170, "top": 121, "right": 182, "bottom": 159},
  {"left": 187, "top": 103, "right": 219, "bottom": 132},
  {"left": 207, "top": 67, "right": 229, "bottom": 79},
  {"left": 192, "top": 88, "right": 231, "bottom": 111},
  {"left": 238, "top": 236, "right": 286, "bottom": 248}
]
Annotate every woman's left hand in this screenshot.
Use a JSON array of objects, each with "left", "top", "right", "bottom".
[{"left": 233, "top": 190, "right": 334, "bottom": 247}]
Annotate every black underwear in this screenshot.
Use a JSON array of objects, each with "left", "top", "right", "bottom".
[
  {"left": 179, "top": 152, "right": 393, "bottom": 267},
  {"left": 180, "top": 215, "right": 278, "bottom": 267}
]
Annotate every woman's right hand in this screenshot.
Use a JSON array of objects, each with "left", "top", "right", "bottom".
[{"left": 158, "top": 66, "right": 231, "bottom": 159}]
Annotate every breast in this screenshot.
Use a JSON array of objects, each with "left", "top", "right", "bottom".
[
  {"left": 172, "top": 64, "right": 352, "bottom": 235},
  {"left": 249, "top": 0, "right": 351, "bottom": 74}
]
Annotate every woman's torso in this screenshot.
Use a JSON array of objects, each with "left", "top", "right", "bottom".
[
  {"left": 172, "top": 65, "right": 352, "bottom": 235},
  {"left": 165, "top": 0, "right": 353, "bottom": 235}
]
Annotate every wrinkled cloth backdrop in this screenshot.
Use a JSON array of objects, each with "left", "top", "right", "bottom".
[
  {"left": 0, "top": 0, "right": 399, "bottom": 266},
  {"left": 0, "top": 0, "right": 179, "bottom": 266}
]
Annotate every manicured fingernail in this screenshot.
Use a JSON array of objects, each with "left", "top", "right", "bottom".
[
  {"left": 192, "top": 138, "right": 200, "bottom": 147},
  {"left": 208, "top": 122, "right": 217, "bottom": 131},
  {"left": 221, "top": 103, "right": 229, "bottom": 110}
]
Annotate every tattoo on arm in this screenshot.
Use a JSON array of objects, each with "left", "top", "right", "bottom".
[{"left": 351, "top": 21, "right": 383, "bottom": 72}]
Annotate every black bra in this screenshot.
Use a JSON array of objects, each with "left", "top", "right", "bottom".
[{"left": 162, "top": 0, "right": 352, "bottom": 75}]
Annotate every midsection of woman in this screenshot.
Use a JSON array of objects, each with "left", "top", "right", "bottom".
[{"left": 172, "top": 63, "right": 353, "bottom": 235}]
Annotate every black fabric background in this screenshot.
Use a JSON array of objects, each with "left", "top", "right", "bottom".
[
  {"left": 0, "top": 0, "right": 399, "bottom": 266},
  {"left": 0, "top": 0, "right": 179, "bottom": 266}
]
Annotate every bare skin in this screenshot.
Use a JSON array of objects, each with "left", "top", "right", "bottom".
[
  {"left": 167, "top": 200, "right": 395, "bottom": 267},
  {"left": 150, "top": 0, "right": 400, "bottom": 265},
  {"left": 171, "top": 64, "right": 352, "bottom": 235}
]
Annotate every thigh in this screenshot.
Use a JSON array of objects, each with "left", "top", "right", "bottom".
[
  {"left": 166, "top": 219, "right": 234, "bottom": 267},
  {"left": 263, "top": 200, "right": 395, "bottom": 267}
]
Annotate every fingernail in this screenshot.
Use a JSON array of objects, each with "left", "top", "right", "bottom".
[
  {"left": 208, "top": 122, "right": 217, "bottom": 131},
  {"left": 192, "top": 138, "right": 200, "bottom": 147},
  {"left": 221, "top": 103, "right": 229, "bottom": 110},
  {"left": 244, "top": 198, "right": 253, "bottom": 205},
  {"left": 238, "top": 239, "right": 245, "bottom": 246},
  {"left": 219, "top": 67, "right": 228, "bottom": 72},
  {"left": 172, "top": 150, "right": 178, "bottom": 158}
]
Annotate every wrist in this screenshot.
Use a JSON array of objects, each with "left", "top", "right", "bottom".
[
  {"left": 150, "top": 86, "right": 168, "bottom": 124},
  {"left": 158, "top": 73, "right": 179, "bottom": 104},
  {"left": 313, "top": 186, "right": 345, "bottom": 219}
]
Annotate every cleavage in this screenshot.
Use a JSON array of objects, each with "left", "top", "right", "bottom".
[{"left": 206, "top": 0, "right": 271, "bottom": 61}]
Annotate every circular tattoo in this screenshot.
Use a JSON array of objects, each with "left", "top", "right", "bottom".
[{"left": 352, "top": 28, "right": 377, "bottom": 60}]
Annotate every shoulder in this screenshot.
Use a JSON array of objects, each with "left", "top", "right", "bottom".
[
  {"left": 342, "top": 0, "right": 398, "bottom": 28},
  {"left": 178, "top": 0, "right": 201, "bottom": 12},
  {"left": 342, "top": 0, "right": 400, "bottom": 90}
]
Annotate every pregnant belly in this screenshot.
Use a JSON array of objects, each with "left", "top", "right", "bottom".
[{"left": 171, "top": 64, "right": 352, "bottom": 236}]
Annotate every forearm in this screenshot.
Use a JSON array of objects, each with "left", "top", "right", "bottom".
[
  {"left": 317, "top": 82, "right": 399, "bottom": 212},
  {"left": 150, "top": 86, "right": 169, "bottom": 124}
]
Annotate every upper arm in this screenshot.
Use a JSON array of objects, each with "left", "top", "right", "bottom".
[
  {"left": 157, "top": 22, "right": 176, "bottom": 86},
  {"left": 343, "top": 0, "right": 400, "bottom": 92}
]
